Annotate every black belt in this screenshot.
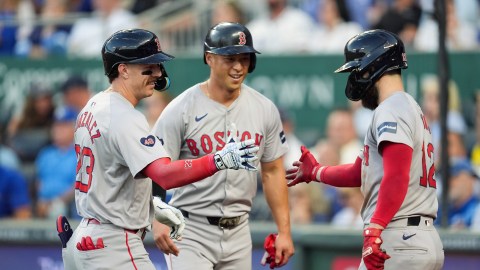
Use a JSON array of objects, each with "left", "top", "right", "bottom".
[
  {"left": 180, "top": 210, "right": 242, "bottom": 229},
  {"left": 407, "top": 216, "right": 421, "bottom": 226}
]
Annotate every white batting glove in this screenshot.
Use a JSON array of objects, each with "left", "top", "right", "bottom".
[
  {"left": 152, "top": 196, "right": 185, "bottom": 240},
  {"left": 214, "top": 123, "right": 259, "bottom": 171}
]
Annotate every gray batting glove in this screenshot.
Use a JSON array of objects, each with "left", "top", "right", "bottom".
[
  {"left": 214, "top": 139, "right": 259, "bottom": 171},
  {"left": 152, "top": 196, "right": 185, "bottom": 240}
]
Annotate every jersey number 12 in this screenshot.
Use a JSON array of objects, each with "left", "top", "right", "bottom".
[{"left": 420, "top": 142, "right": 436, "bottom": 188}]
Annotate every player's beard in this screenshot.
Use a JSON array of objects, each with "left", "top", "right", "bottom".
[{"left": 361, "top": 85, "right": 379, "bottom": 110}]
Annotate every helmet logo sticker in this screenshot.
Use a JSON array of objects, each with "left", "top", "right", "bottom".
[
  {"left": 238, "top": 32, "right": 246, "bottom": 45},
  {"left": 402, "top": 52, "right": 407, "bottom": 62},
  {"left": 155, "top": 38, "right": 161, "bottom": 52}
]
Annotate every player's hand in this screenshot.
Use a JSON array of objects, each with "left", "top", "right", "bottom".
[
  {"left": 214, "top": 123, "right": 259, "bottom": 171},
  {"left": 153, "top": 196, "right": 185, "bottom": 240},
  {"left": 260, "top": 233, "right": 294, "bottom": 269},
  {"left": 152, "top": 220, "right": 180, "bottom": 256},
  {"left": 362, "top": 228, "right": 391, "bottom": 270},
  {"left": 76, "top": 236, "right": 104, "bottom": 251},
  {"left": 261, "top": 233, "right": 277, "bottom": 269},
  {"left": 286, "top": 146, "right": 321, "bottom": 187}
]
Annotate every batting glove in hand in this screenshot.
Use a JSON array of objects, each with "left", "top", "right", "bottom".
[
  {"left": 214, "top": 123, "right": 259, "bottom": 171},
  {"left": 56, "top": 215, "right": 73, "bottom": 248},
  {"left": 76, "top": 236, "right": 104, "bottom": 251},
  {"left": 153, "top": 196, "right": 185, "bottom": 240},
  {"left": 362, "top": 228, "right": 391, "bottom": 270},
  {"left": 260, "top": 233, "right": 277, "bottom": 269},
  {"left": 286, "top": 146, "right": 320, "bottom": 187},
  {"left": 260, "top": 233, "right": 282, "bottom": 269}
]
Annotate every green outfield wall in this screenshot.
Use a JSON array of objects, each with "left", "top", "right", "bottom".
[{"left": 1, "top": 52, "right": 479, "bottom": 144}]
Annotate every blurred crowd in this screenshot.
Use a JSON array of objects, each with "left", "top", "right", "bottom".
[
  {"left": 1, "top": 0, "right": 480, "bottom": 233},
  {"left": 0, "top": 0, "right": 479, "bottom": 58},
  {"left": 0, "top": 74, "right": 174, "bottom": 221}
]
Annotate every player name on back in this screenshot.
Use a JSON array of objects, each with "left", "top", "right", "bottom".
[{"left": 75, "top": 111, "right": 101, "bottom": 143}]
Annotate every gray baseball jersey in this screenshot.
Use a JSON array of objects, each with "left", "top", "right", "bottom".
[
  {"left": 360, "top": 92, "right": 438, "bottom": 223},
  {"left": 152, "top": 83, "right": 288, "bottom": 217},
  {"left": 74, "top": 90, "right": 168, "bottom": 229}
]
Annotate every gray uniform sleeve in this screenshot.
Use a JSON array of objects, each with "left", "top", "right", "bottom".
[
  {"left": 373, "top": 102, "right": 414, "bottom": 149},
  {"left": 111, "top": 110, "right": 168, "bottom": 177},
  {"left": 261, "top": 102, "right": 288, "bottom": 163}
]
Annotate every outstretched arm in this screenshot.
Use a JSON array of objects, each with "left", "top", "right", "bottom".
[
  {"left": 286, "top": 146, "right": 362, "bottom": 188},
  {"left": 143, "top": 155, "right": 217, "bottom": 190},
  {"left": 143, "top": 139, "right": 259, "bottom": 190}
]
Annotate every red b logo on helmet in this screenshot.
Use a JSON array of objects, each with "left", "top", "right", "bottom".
[
  {"left": 155, "top": 38, "right": 162, "bottom": 52},
  {"left": 238, "top": 32, "right": 246, "bottom": 45}
]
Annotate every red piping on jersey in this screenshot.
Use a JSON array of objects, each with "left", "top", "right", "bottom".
[
  {"left": 320, "top": 157, "right": 362, "bottom": 187},
  {"left": 125, "top": 232, "right": 138, "bottom": 270},
  {"left": 370, "top": 142, "right": 412, "bottom": 228},
  {"left": 143, "top": 155, "right": 217, "bottom": 190}
]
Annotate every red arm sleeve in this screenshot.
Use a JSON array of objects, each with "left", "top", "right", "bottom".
[
  {"left": 142, "top": 155, "right": 218, "bottom": 190},
  {"left": 370, "top": 142, "right": 413, "bottom": 228},
  {"left": 319, "top": 157, "right": 362, "bottom": 187}
]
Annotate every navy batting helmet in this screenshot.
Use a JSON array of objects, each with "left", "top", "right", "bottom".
[
  {"left": 335, "top": 29, "right": 407, "bottom": 101},
  {"left": 204, "top": 22, "right": 260, "bottom": 73},
  {"left": 102, "top": 29, "right": 174, "bottom": 91}
]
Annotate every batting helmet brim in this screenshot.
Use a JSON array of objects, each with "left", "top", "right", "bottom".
[
  {"left": 334, "top": 60, "right": 360, "bottom": 73},
  {"left": 207, "top": 45, "right": 260, "bottom": 56},
  {"left": 128, "top": 52, "right": 175, "bottom": 65}
]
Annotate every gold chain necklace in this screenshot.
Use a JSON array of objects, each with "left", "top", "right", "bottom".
[{"left": 205, "top": 80, "right": 210, "bottom": 98}]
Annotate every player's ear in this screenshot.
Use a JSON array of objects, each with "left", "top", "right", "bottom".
[
  {"left": 205, "top": 53, "right": 213, "bottom": 66},
  {"left": 118, "top": 63, "right": 129, "bottom": 79}
]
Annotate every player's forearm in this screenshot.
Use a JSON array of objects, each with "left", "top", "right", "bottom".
[
  {"left": 318, "top": 157, "right": 362, "bottom": 187},
  {"left": 144, "top": 156, "right": 217, "bottom": 190},
  {"left": 264, "top": 182, "right": 291, "bottom": 234},
  {"left": 262, "top": 163, "right": 291, "bottom": 235}
]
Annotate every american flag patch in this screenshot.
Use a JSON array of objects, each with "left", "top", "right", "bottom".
[
  {"left": 279, "top": 131, "right": 286, "bottom": 144},
  {"left": 377, "top": 122, "right": 397, "bottom": 136}
]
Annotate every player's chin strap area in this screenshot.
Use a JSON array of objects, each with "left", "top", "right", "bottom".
[
  {"left": 154, "top": 64, "right": 170, "bottom": 91},
  {"left": 140, "top": 64, "right": 171, "bottom": 92}
]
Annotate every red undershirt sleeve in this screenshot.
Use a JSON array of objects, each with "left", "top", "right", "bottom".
[
  {"left": 370, "top": 141, "right": 413, "bottom": 227},
  {"left": 319, "top": 157, "right": 362, "bottom": 187},
  {"left": 142, "top": 155, "right": 218, "bottom": 190}
]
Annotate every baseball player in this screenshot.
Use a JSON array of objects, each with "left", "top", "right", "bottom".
[
  {"left": 287, "top": 29, "right": 444, "bottom": 270},
  {"left": 61, "top": 28, "right": 259, "bottom": 270},
  {"left": 151, "top": 22, "right": 295, "bottom": 270}
]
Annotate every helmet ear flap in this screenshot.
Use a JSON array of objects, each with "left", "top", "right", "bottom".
[
  {"left": 345, "top": 72, "right": 371, "bottom": 101},
  {"left": 154, "top": 64, "right": 171, "bottom": 91},
  {"left": 154, "top": 77, "right": 170, "bottom": 92}
]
